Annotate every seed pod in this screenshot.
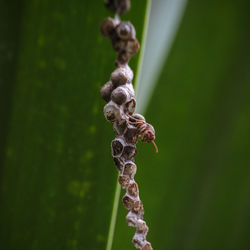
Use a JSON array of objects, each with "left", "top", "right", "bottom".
[
  {"left": 103, "top": 102, "right": 122, "bottom": 122},
  {"left": 126, "top": 212, "right": 137, "bottom": 227},
  {"left": 112, "top": 39, "right": 127, "bottom": 52},
  {"left": 113, "top": 120, "right": 127, "bottom": 136},
  {"left": 136, "top": 220, "right": 149, "bottom": 234},
  {"left": 124, "top": 124, "right": 138, "bottom": 144},
  {"left": 104, "top": 0, "right": 131, "bottom": 14},
  {"left": 100, "top": 81, "right": 114, "bottom": 102},
  {"left": 132, "top": 200, "right": 144, "bottom": 216},
  {"left": 122, "top": 144, "right": 136, "bottom": 160},
  {"left": 125, "top": 98, "right": 136, "bottom": 114},
  {"left": 116, "top": 21, "right": 135, "bottom": 40},
  {"left": 116, "top": 51, "right": 130, "bottom": 65},
  {"left": 111, "top": 138, "right": 125, "bottom": 157},
  {"left": 111, "top": 68, "right": 127, "bottom": 87},
  {"left": 100, "top": 17, "right": 117, "bottom": 37},
  {"left": 127, "top": 39, "right": 140, "bottom": 55},
  {"left": 132, "top": 234, "right": 145, "bottom": 249},
  {"left": 118, "top": 175, "right": 130, "bottom": 189},
  {"left": 111, "top": 86, "right": 129, "bottom": 105},
  {"left": 113, "top": 157, "right": 124, "bottom": 172},
  {"left": 127, "top": 182, "right": 138, "bottom": 197},
  {"left": 142, "top": 242, "right": 153, "bottom": 250},
  {"left": 122, "top": 195, "right": 135, "bottom": 210},
  {"left": 123, "top": 161, "right": 136, "bottom": 178}
]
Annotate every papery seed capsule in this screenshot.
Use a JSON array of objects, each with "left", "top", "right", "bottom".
[
  {"left": 111, "top": 138, "right": 125, "bottom": 157},
  {"left": 127, "top": 182, "right": 138, "bottom": 197},
  {"left": 110, "top": 67, "right": 129, "bottom": 87},
  {"left": 126, "top": 212, "right": 137, "bottom": 227},
  {"left": 122, "top": 195, "right": 135, "bottom": 210},
  {"left": 113, "top": 120, "right": 127, "bottom": 136},
  {"left": 116, "top": 21, "right": 135, "bottom": 40},
  {"left": 100, "top": 81, "right": 114, "bottom": 102},
  {"left": 123, "top": 161, "right": 136, "bottom": 178},
  {"left": 100, "top": 17, "right": 117, "bottom": 37},
  {"left": 142, "top": 242, "right": 153, "bottom": 250},
  {"left": 125, "top": 98, "right": 136, "bottom": 114},
  {"left": 111, "top": 86, "right": 128, "bottom": 105},
  {"left": 137, "top": 220, "right": 149, "bottom": 234},
  {"left": 104, "top": 103, "right": 121, "bottom": 122},
  {"left": 132, "top": 234, "right": 145, "bottom": 249},
  {"left": 118, "top": 175, "right": 130, "bottom": 189},
  {"left": 132, "top": 200, "right": 144, "bottom": 216},
  {"left": 122, "top": 144, "right": 136, "bottom": 160},
  {"left": 124, "top": 124, "right": 138, "bottom": 144},
  {"left": 113, "top": 157, "right": 124, "bottom": 172}
]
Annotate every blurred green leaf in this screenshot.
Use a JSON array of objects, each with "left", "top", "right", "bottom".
[
  {"left": 114, "top": 0, "right": 250, "bottom": 249},
  {"left": 0, "top": 1, "right": 147, "bottom": 249}
]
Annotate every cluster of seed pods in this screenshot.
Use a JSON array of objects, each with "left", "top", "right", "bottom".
[{"left": 100, "top": 1, "right": 153, "bottom": 249}]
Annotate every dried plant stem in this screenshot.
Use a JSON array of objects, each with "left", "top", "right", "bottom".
[{"left": 100, "top": 1, "right": 155, "bottom": 249}]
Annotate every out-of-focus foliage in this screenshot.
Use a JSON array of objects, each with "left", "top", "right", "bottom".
[
  {"left": 0, "top": 1, "right": 147, "bottom": 249},
  {"left": 114, "top": 0, "right": 250, "bottom": 249}
]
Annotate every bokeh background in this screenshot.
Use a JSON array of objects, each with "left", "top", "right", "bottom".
[{"left": 0, "top": 0, "right": 249, "bottom": 250}]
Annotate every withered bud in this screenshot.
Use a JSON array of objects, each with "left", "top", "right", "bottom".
[
  {"left": 104, "top": 102, "right": 122, "bottom": 122},
  {"left": 104, "top": 0, "right": 131, "bottom": 14},
  {"left": 132, "top": 200, "right": 144, "bottom": 215},
  {"left": 127, "top": 39, "right": 140, "bottom": 55},
  {"left": 100, "top": 81, "right": 114, "bottom": 102},
  {"left": 123, "top": 161, "right": 136, "bottom": 178},
  {"left": 111, "top": 86, "right": 128, "bottom": 105},
  {"left": 122, "top": 195, "right": 135, "bottom": 210},
  {"left": 100, "top": 17, "right": 117, "bottom": 37},
  {"left": 118, "top": 175, "right": 130, "bottom": 189},
  {"left": 127, "top": 182, "right": 138, "bottom": 197},
  {"left": 111, "top": 138, "right": 125, "bottom": 157},
  {"left": 116, "top": 21, "right": 135, "bottom": 40},
  {"left": 142, "top": 242, "right": 153, "bottom": 250},
  {"left": 137, "top": 220, "right": 149, "bottom": 234}
]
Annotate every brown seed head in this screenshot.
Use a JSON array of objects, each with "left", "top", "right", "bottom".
[
  {"left": 111, "top": 86, "right": 128, "bottom": 105},
  {"left": 127, "top": 182, "right": 138, "bottom": 197},
  {"left": 122, "top": 195, "right": 135, "bottom": 210},
  {"left": 100, "top": 81, "right": 114, "bottom": 102},
  {"left": 100, "top": 17, "right": 117, "bottom": 37},
  {"left": 118, "top": 175, "right": 130, "bottom": 189},
  {"left": 116, "top": 21, "right": 135, "bottom": 40}
]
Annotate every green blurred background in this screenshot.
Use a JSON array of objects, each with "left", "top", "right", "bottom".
[{"left": 0, "top": 0, "right": 249, "bottom": 250}]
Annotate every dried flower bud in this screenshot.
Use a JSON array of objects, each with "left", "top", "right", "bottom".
[
  {"left": 123, "top": 161, "right": 136, "bottom": 178},
  {"left": 118, "top": 175, "right": 130, "bottom": 188},
  {"left": 104, "top": 0, "right": 131, "bottom": 14},
  {"left": 111, "top": 86, "right": 129, "bottom": 105},
  {"left": 100, "top": 81, "right": 114, "bottom": 102},
  {"left": 127, "top": 182, "right": 138, "bottom": 197},
  {"left": 142, "top": 242, "right": 153, "bottom": 250},
  {"left": 116, "top": 21, "right": 135, "bottom": 40},
  {"left": 137, "top": 220, "right": 149, "bottom": 234},
  {"left": 100, "top": 17, "right": 117, "bottom": 37},
  {"left": 104, "top": 102, "right": 122, "bottom": 122},
  {"left": 122, "top": 195, "right": 135, "bottom": 210},
  {"left": 111, "top": 138, "right": 125, "bottom": 157}
]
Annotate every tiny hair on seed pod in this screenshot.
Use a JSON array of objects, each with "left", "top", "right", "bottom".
[
  {"left": 100, "top": 81, "right": 114, "bottom": 102},
  {"left": 116, "top": 21, "right": 136, "bottom": 40},
  {"left": 100, "top": 17, "right": 118, "bottom": 37}
]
